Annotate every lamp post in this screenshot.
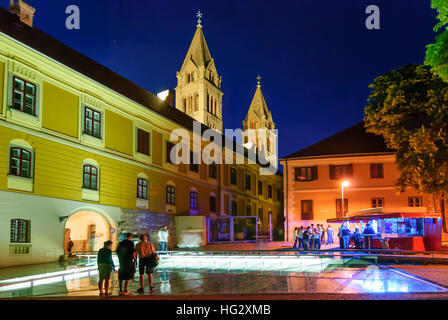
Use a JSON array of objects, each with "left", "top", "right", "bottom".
[{"left": 341, "top": 181, "right": 350, "bottom": 217}]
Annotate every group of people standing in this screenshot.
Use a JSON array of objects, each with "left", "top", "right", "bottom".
[
  {"left": 292, "top": 224, "right": 335, "bottom": 250},
  {"left": 292, "top": 222, "right": 377, "bottom": 250},
  {"left": 337, "top": 222, "right": 376, "bottom": 249},
  {"left": 96, "top": 225, "right": 169, "bottom": 296}
]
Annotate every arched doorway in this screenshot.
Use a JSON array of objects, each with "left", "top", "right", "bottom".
[{"left": 64, "top": 211, "right": 112, "bottom": 253}]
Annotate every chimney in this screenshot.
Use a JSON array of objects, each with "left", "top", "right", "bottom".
[{"left": 9, "top": 0, "right": 36, "bottom": 27}]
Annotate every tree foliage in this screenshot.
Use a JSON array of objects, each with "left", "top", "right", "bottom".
[
  {"left": 364, "top": 64, "right": 448, "bottom": 210},
  {"left": 425, "top": 0, "right": 448, "bottom": 81}
]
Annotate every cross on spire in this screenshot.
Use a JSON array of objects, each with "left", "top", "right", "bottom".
[
  {"left": 257, "top": 75, "right": 261, "bottom": 87},
  {"left": 196, "top": 10, "right": 203, "bottom": 28}
]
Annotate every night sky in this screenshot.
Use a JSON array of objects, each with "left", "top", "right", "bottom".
[{"left": 1, "top": 0, "right": 438, "bottom": 159}]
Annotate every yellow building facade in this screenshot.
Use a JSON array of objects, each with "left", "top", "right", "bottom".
[{"left": 0, "top": 7, "right": 282, "bottom": 267}]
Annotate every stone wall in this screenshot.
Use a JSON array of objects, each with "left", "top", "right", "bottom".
[{"left": 118, "top": 209, "right": 177, "bottom": 248}]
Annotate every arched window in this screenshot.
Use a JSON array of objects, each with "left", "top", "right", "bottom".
[
  {"left": 137, "top": 178, "right": 148, "bottom": 200},
  {"left": 231, "top": 200, "right": 238, "bottom": 216},
  {"left": 210, "top": 196, "right": 217, "bottom": 213},
  {"left": 9, "top": 147, "right": 32, "bottom": 178},
  {"left": 83, "top": 164, "right": 98, "bottom": 190},
  {"left": 190, "top": 191, "right": 198, "bottom": 209},
  {"left": 214, "top": 99, "right": 217, "bottom": 115},
  {"left": 166, "top": 185, "right": 175, "bottom": 205},
  {"left": 194, "top": 94, "right": 199, "bottom": 112},
  {"left": 246, "top": 204, "right": 252, "bottom": 216},
  {"left": 189, "top": 96, "right": 193, "bottom": 113},
  {"left": 207, "top": 92, "right": 210, "bottom": 112}
]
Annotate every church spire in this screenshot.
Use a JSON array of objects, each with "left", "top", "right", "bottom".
[
  {"left": 243, "top": 76, "right": 274, "bottom": 129},
  {"left": 242, "top": 76, "right": 277, "bottom": 164},
  {"left": 175, "top": 12, "right": 223, "bottom": 133}
]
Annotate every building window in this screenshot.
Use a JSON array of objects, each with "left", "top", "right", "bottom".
[
  {"left": 12, "top": 77, "right": 36, "bottom": 116},
  {"left": 336, "top": 199, "right": 349, "bottom": 217},
  {"left": 258, "top": 207, "right": 263, "bottom": 223},
  {"left": 245, "top": 174, "right": 251, "bottom": 191},
  {"left": 210, "top": 196, "right": 216, "bottom": 212},
  {"left": 189, "top": 152, "right": 199, "bottom": 172},
  {"left": 372, "top": 197, "right": 384, "bottom": 208},
  {"left": 408, "top": 197, "right": 423, "bottom": 207},
  {"left": 209, "top": 163, "right": 217, "bottom": 179},
  {"left": 295, "top": 166, "right": 317, "bottom": 181},
  {"left": 330, "top": 164, "right": 353, "bottom": 180},
  {"left": 137, "top": 178, "right": 148, "bottom": 200},
  {"left": 166, "top": 141, "right": 175, "bottom": 164},
  {"left": 10, "top": 219, "right": 30, "bottom": 243},
  {"left": 166, "top": 186, "right": 175, "bottom": 205},
  {"left": 230, "top": 167, "right": 237, "bottom": 185},
  {"left": 370, "top": 163, "right": 384, "bottom": 179},
  {"left": 190, "top": 192, "right": 198, "bottom": 209},
  {"left": 83, "top": 165, "right": 98, "bottom": 190},
  {"left": 137, "top": 129, "right": 151, "bottom": 156},
  {"left": 194, "top": 94, "right": 199, "bottom": 112},
  {"left": 277, "top": 188, "right": 282, "bottom": 202},
  {"left": 183, "top": 98, "right": 187, "bottom": 113},
  {"left": 258, "top": 181, "right": 263, "bottom": 195},
  {"left": 207, "top": 93, "right": 210, "bottom": 112},
  {"left": 301, "top": 200, "right": 313, "bottom": 220},
  {"left": 231, "top": 200, "right": 238, "bottom": 216},
  {"left": 84, "top": 107, "right": 102, "bottom": 139},
  {"left": 9, "top": 147, "right": 32, "bottom": 178},
  {"left": 246, "top": 204, "right": 252, "bottom": 216},
  {"left": 268, "top": 185, "right": 273, "bottom": 199}
]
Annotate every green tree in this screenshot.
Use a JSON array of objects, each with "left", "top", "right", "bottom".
[
  {"left": 425, "top": 0, "right": 448, "bottom": 81},
  {"left": 364, "top": 64, "right": 448, "bottom": 229}
]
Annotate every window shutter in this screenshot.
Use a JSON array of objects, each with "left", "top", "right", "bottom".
[
  {"left": 347, "top": 164, "right": 353, "bottom": 177},
  {"left": 330, "top": 165, "right": 335, "bottom": 180},
  {"left": 312, "top": 166, "right": 318, "bottom": 180},
  {"left": 294, "top": 167, "right": 300, "bottom": 181},
  {"left": 137, "top": 129, "right": 150, "bottom": 155}
]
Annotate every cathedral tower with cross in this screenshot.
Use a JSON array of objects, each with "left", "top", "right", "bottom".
[
  {"left": 242, "top": 76, "right": 278, "bottom": 166},
  {"left": 175, "top": 11, "right": 224, "bottom": 133}
]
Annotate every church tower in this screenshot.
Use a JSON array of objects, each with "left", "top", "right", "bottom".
[
  {"left": 175, "top": 11, "right": 223, "bottom": 133},
  {"left": 242, "top": 76, "right": 277, "bottom": 165}
]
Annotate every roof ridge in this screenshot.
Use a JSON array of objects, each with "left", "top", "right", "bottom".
[{"left": 281, "top": 122, "right": 393, "bottom": 160}]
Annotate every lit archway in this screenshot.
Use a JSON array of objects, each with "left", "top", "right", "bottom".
[{"left": 64, "top": 210, "right": 114, "bottom": 252}]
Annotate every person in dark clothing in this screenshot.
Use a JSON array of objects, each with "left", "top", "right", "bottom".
[
  {"left": 67, "top": 238, "right": 74, "bottom": 257},
  {"left": 363, "top": 223, "right": 376, "bottom": 249},
  {"left": 302, "top": 227, "right": 312, "bottom": 251},
  {"left": 116, "top": 233, "right": 136, "bottom": 296},
  {"left": 341, "top": 224, "right": 351, "bottom": 249},
  {"left": 352, "top": 227, "right": 362, "bottom": 249},
  {"left": 97, "top": 240, "right": 115, "bottom": 296}
]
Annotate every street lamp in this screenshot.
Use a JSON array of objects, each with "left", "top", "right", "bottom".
[{"left": 341, "top": 181, "right": 350, "bottom": 217}]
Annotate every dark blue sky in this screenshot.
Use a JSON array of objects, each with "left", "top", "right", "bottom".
[{"left": 2, "top": 0, "right": 438, "bottom": 158}]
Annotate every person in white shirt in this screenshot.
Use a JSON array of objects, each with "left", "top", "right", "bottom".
[
  {"left": 157, "top": 225, "right": 169, "bottom": 253},
  {"left": 298, "top": 226, "right": 304, "bottom": 249},
  {"left": 292, "top": 227, "right": 299, "bottom": 249}
]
